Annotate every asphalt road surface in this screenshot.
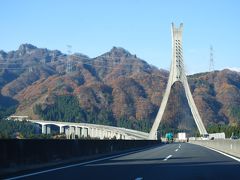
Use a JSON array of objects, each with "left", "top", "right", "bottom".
[{"left": 7, "top": 143, "right": 240, "bottom": 180}]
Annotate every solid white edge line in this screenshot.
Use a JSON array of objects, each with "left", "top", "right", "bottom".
[
  {"left": 6, "top": 145, "right": 160, "bottom": 180},
  {"left": 204, "top": 146, "right": 240, "bottom": 162}
]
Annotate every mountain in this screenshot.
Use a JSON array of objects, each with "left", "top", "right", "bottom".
[{"left": 0, "top": 44, "right": 240, "bottom": 134}]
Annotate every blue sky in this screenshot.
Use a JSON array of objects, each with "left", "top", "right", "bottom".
[{"left": 1, "top": 0, "right": 239, "bottom": 74}]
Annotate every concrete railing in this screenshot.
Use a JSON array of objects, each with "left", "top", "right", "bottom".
[{"left": 189, "top": 139, "right": 240, "bottom": 158}]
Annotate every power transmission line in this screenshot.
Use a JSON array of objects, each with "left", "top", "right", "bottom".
[
  {"left": 66, "top": 45, "right": 73, "bottom": 73},
  {"left": 0, "top": 51, "right": 159, "bottom": 76},
  {"left": 209, "top": 45, "right": 214, "bottom": 72},
  {"left": 0, "top": 68, "right": 27, "bottom": 70},
  {"left": 0, "top": 63, "right": 23, "bottom": 64}
]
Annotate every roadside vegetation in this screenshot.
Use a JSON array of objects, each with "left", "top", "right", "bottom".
[{"left": 207, "top": 124, "right": 240, "bottom": 138}]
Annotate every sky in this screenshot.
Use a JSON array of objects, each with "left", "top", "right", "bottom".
[{"left": 0, "top": 0, "right": 240, "bottom": 74}]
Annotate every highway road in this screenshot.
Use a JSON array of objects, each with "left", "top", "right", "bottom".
[{"left": 7, "top": 143, "right": 240, "bottom": 180}]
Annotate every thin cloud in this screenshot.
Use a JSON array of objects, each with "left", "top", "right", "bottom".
[{"left": 226, "top": 67, "right": 240, "bottom": 72}]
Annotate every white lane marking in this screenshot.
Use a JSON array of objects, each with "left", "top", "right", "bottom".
[
  {"left": 6, "top": 146, "right": 157, "bottom": 180},
  {"left": 175, "top": 149, "right": 178, "bottom": 152},
  {"left": 204, "top": 146, "right": 240, "bottom": 162},
  {"left": 163, "top": 155, "right": 172, "bottom": 161},
  {"left": 135, "top": 177, "right": 143, "bottom": 180}
]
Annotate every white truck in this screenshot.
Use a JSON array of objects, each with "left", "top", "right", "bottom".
[
  {"left": 209, "top": 132, "right": 225, "bottom": 139},
  {"left": 177, "top": 132, "right": 187, "bottom": 142}
]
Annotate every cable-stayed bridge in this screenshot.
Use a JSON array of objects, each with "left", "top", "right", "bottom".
[{"left": 7, "top": 23, "right": 208, "bottom": 140}]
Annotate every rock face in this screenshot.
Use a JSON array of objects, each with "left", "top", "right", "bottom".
[{"left": 0, "top": 44, "right": 240, "bottom": 132}]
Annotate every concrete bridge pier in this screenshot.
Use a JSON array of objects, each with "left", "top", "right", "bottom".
[
  {"left": 101, "top": 130, "right": 105, "bottom": 139},
  {"left": 75, "top": 127, "right": 81, "bottom": 138},
  {"left": 112, "top": 131, "right": 117, "bottom": 139},
  {"left": 41, "top": 124, "right": 51, "bottom": 134},
  {"left": 46, "top": 125, "right": 51, "bottom": 134},
  {"left": 94, "top": 129, "right": 97, "bottom": 138},
  {"left": 115, "top": 133, "right": 120, "bottom": 139},
  {"left": 96, "top": 129, "right": 101, "bottom": 139},
  {"left": 34, "top": 124, "right": 41, "bottom": 134},
  {"left": 105, "top": 131, "right": 108, "bottom": 139},
  {"left": 110, "top": 131, "right": 114, "bottom": 139},
  {"left": 69, "top": 126, "right": 75, "bottom": 139},
  {"left": 99, "top": 129, "right": 104, "bottom": 139},
  {"left": 106, "top": 131, "right": 110, "bottom": 139},
  {"left": 65, "top": 127, "right": 70, "bottom": 139},
  {"left": 88, "top": 128, "right": 93, "bottom": 137},
  {"left": 41, "top": 125, "right": 46, "bottom": 134},
  {"left": 95, "top": 128, "right": 98, "bottom": 138},
  {"left": 59, "top": 126, "right": 64, "bottom": 134},
  {"left": 82, "top": 127, "right": 88, "bottom": 138},
  {"left": 90, "top": 128, "right": 95, "bottom": 137},
  {"left": 91, "top": 128, "right": 96, "bottom": 138},
  {"left": 98, "top": 129, "right": 102, "bottom": 139},
  {"left": 103, "top": 130, "right": 107, "bottom": 139}
]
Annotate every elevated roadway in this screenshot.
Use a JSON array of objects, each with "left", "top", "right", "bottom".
[{"left": 27, "top": 119, "right": 150, "bottom": 140}]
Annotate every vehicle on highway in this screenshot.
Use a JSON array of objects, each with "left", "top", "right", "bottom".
[
  {"left": 230, "top": 133, "right": 239, "bottom": 140},
  {"left": 209, "top": 132, "right": 225, "bottom": 139},
  {"left": 165, "top": 132, "right": 173, "bottom": 143},
  {"left": 201, "top": 134, "right": 209, "bottom": 140},
  {"left": 177, "top": 132, "right": 187, "bottom": 142},
  {"left": 230, "top": 135, "right": 239, "bottom": 140}
]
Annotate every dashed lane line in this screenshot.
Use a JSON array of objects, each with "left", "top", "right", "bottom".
[{"left": 163, "top": 155, "right": 172, "bottom": 161}]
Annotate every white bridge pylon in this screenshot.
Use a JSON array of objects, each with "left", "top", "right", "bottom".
[{"left": 149, "top": 23, "right": 207, "bottom": 139}]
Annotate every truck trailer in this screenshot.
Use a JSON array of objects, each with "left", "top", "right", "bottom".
[
  {"left": 165, "top": 133, "right": 174, "bottom": 143},
  {"left": 177, "top": 132, "right": 187, "bottom": 142}
]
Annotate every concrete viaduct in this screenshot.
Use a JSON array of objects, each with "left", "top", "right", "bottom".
[{"left": 27, "top": 120, "right": 149, "bottom": 140}]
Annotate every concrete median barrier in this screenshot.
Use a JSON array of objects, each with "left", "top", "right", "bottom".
[{"left": 189, "top": 139, "right": 240, "bottom": 158}]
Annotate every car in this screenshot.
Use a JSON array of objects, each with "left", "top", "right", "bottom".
[
  {"left": 230, "top": 136, "right": 239, "bottom": 140},
  {"left": 201, "top": 134, "right": 209, "bottom": 140}
]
